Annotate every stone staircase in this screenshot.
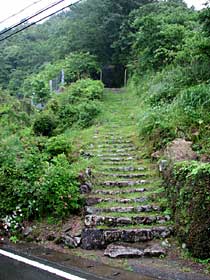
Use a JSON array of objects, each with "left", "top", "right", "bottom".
[{"left": 81, "top": 129, "right": 173, "bottom": 258}]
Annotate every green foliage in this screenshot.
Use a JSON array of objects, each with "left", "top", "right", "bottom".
[
  {"left": 138, "top": 106, "right": 176, "bottom": 150},
  {"left": 64, "top": 52, "right": 100, "bottom": 83},
  {"left": 45, "top": 134, "right": 72, "bottom": 158},
  {"left": 33, "top": 112, "right": 57, "bottom": 136},
  {"left": 176, "top": 84, "right": 210, "bottom": 110},
  {"left": 45, "top": 79, "right": 103, "bottom": 130},
  {"left": 125, "top": 1, "right": 195, "bottom": 73},
  {"left": 34, "top": 154, "right": 81, "bottom": 217}
]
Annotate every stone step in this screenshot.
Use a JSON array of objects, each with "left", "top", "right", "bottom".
[
  {"left": 92, "top": 188, "right": 147, "bottom": 195},
  {"left": 100, "top": 140, "right": 133, "bottom": 145},
  {"left": 96, "top": 148, "right": 136, "bottom": 153},
  {"left": 102, "top": 166, "right": 146, "bottom": 172},
  {"left": 99, "top": 180, "right": 150, "bottom": 187},
  {"left": 81, "top": 226, "right": 173, "bottom": 249},
  {"left": 98, "top": 144, "right": 134, "bottom": 149},
  {"left": 104, "top": 243, "right": 166, "bottom": 258},
  {"left": 103, "top": 136, "right": 131, "bottom": 140},
  {"left": 100, "top": 156, "right": 136, "bottom": 162},
  {"left": 85, "top": 214, "right": 171, "bottom": 227},
  {"left": 96, "top": 173, "right": 148, "bottom": 179},
  {"left": 86, "top": 196, "right": 149, "bottom": 206},
  {"left": 100, "top": 161, "right": 138, "bottom": 166},
  {"left": 97, "top": 153, "right": 133, "bottom": 158},
  {"left": 85, "top": 205, "right": 161, "bottom": 215}
]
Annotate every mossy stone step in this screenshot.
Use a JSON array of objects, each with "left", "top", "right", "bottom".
[
  {"left": 86, "top": 196, "right": 148, "bottom": 206},
  {"left": 100, "top": 140, "right": 133, "bottom": 145},
  {"left": 97, "top": 153, "right": 133, "bottom": 157},
  {"left": 100, "top": 156, "right": 136, "bottom": 162},
  {"left": 96, "top": 173, "right": 148, "bottom": 179},
  {"left": 102, "top": 166, "right": 146, "bottom": 172},
  {"left": 85, "top": 205, "right": 161, "bottom": 214},
  {"left": 85, "top": 214, "right": 171, "bottom": 227},
  {"left": 81, "top": 226, "right": 173, "bottom": 250},
  {"left": 91, "top": 147, "right": 136, "bottom": 153},
  {"left": 99, "top": 180, "right": 150, "bottom": 187},
  {"left": 97, "top": 144, "right": 135, "bottom": 149},
  {"left": 92, "top": 188, "right": 147, "bottom": 195}
]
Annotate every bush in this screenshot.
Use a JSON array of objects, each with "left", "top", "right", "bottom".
[
  {"left": 147, "top": 66, "right": 189, "bottom": 106},
  {"left": 34, "top": 154, "right": 81, "bottom": 217},
  {"left": 62, "top": 79, "right": 104, "bottom": 103},
  {"left": 176, "top": 84, "right": 210, "bottom": 110},
  {"left": 138, "top": 106, "right": 176, "bottom": 150},
  {"left": 0, "top": 139, "right": 82, "bottom": 220},
  {"left": 45, "top": 79, "right": 103, "bottom": 130},
  {"left": 76, "top": 101, "right": 101, "bottom": 128},
  {"left": 45, "top": 134, "right": 72, "bottom": 158},
  {"left": 33, "top": 113, "right": 57, "bottom": 136},
  {"left": 64, "top": 52, "right": 100, "bottom": 84}
]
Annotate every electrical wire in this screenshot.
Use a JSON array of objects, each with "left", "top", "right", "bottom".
[
  {"left": 0, "top": 0, "right": 66, "bottom": 36},
  {"left": 0, "top": 0, "right": 44, "bottom": 25},
  {"left": 0, "top": 0, "right": 82, "bottom": 42}
]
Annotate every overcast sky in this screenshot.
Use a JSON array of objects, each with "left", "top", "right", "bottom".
[{"left": 0, "top": 0, "right": 207, "bottom": 31}]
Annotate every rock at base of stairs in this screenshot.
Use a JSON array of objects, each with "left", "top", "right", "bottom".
[
  {"left": 104, "top": 244, "right": 166, "bottom": 258},
  {"left": 104, "top": 244, "right": 144, "bottom": 258}
]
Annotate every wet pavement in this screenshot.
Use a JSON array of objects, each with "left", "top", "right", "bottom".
[
  {"left": 0, "top": 242, "right": 156, "bottom": 280},
  {"left": 1, "top": 241, "right": 210, "bottom": 280}
]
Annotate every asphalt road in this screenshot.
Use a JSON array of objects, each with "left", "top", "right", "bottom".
[{"left": 0, "top": 250, "right": 106, "bottom": 280}]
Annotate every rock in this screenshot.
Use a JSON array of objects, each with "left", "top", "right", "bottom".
[
  {"left": 159, "top": 160, "right": 168, "bottom": 172},
  {"left": 85, "top": 168, "right": 92, "bottom": 177},
  {"left": 22, "top": 226, "right": 33, "bottom": 237},
  {"left": 80, "top": 183, "right": 92, "bottom": 194},
  {"left": 164, "top": 138, "right": 198, "bottom": 162},
  {"left": 151, "top": 151, "right": 161, "bottom": 160},
  {"left": 86, "top": 197, "right": 101, "bottom": 206},
  {"left": 161, "top": 239, "right": 171, "bottom": 248},
  {"left": 46, "top": 233, "right": 56, "bottom": 241},
  {"left": 144, "top": 244, "right": 166, "bottom": 257},
  {"left": 56, "top": 234, "right": 80, "bottom": 248},
  {"left": 81, "top": 229, "right": 106, "bottom": 250},
  {"left": 104, "top": 244, "right": 144, "bottom": 258}
]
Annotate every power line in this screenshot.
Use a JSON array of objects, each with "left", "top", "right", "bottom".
[
  {"left": 0, "top": 0, "right": 82, "bottom": 42},
  {"left": 0, "top": 0, "right": 44, "bottom": 25},
  {"left": 0, "top": 0, "right": 66, "bottom": 36}
]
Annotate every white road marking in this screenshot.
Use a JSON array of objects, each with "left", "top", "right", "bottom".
[{"left": 0, "top": 249, "right": 87, "bottom": 280}]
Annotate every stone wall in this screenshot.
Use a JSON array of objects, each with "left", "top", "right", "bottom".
[{"left": 163, "top": 161, "right": 210, "bottom": 259}]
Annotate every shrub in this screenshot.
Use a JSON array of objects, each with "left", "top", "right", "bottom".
[
  {"left": 176, "top": 84, "right": 210, "bottom": 110},
  {"left": 138, "top": 106, "right": 176, "bottom": 150},
  {"left": 46, "top": 79, "right": 103, "bottom": 130},
  {"left": 147, "top": 66, "right": 189, "bottom": 106},
  {"left": 64, "top": 52, "right": 100, "bottom": 84},
  {"left": 62, "top": 79, "right": 104, "bottom": 103},
  {"left": 35, "top": 154, "right": 81, "bottom": 217},
  {"left": 0, "top": 140, "right": 82, "bottom": 220},
  {"left": 33, "top": 113, "right": 57, "bottom": 136},
  {"left": 45, "top": 134, "right": 72, "bottom": 158},
  {"left": 76, "top": 101, "right": 101, "bottom": 128}
]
